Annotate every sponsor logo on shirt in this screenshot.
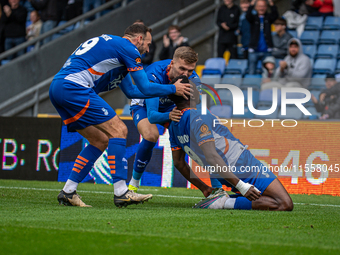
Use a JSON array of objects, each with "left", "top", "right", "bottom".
[
  {"left": 135, "top": 57, "right": 142, "bottom": 64},
  {"left": 199, "top": 124, "right": 211, "bottom": 138}
]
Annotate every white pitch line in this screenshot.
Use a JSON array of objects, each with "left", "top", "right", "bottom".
[{"left": 1, "top": 186, "right": 340, "bottom": 207}]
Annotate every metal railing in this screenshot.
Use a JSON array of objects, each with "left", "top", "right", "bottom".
[
  {"left": 0, "top": 0, "right": 129, "bottom": 62},
  {"left": 0, "top": 0, "right": 220, "bottom": 117}
]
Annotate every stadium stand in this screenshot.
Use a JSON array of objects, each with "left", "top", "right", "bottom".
[
  {"left": 300, "top": 30, "right": 320, "bottom": 45},
  {"left": 322, "top": 16, "right": 340, "bottom": 30},
  {"left": 221, "top": 74, "right": 242, "bottom": 87},
  {"left": 224, "top": 59, "right": 248, "bottom": 76},
  {"left": 318, "top": 30, "right": 340, "bottom": 45},
  {"left": 304, "top": 16, "right": 324, "bottom": 31},
  {"left": 302, "top": 45, "right": 317, "bottom": 59},
  {"left": 315, "top": 44, "right": 339, "bottom": 59},
  {"left": 202, "top": 58, "right": 226, "bottom": 75},
  {"left": 209, "top": 105, "right": 232, "bottom": 118},
  {"left": 313, "top": 58, "right": 337, "bottom": 74}
]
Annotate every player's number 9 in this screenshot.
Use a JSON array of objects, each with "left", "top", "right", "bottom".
[
  {"left": 183, "top": 145, "right": 204, "bottom": 167},
  {"left": 75, "top": 37, "right": 99, "bottom": 55}
]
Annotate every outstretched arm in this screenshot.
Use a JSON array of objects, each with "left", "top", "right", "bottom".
[
  {"left": 118, "top": 74, "right": 152, "bottom": 99},
  {"left": 172, "top": 149, "right": 213, "bottom": 197},
  {"left": 199, "top": 141, "right": 261, "bottom": 201},
  {"left": 130, "top": 70, "right": 192, "bottom": 99},
  {"left": 146, "top": 97, "right": 170, "bottom": 124}
]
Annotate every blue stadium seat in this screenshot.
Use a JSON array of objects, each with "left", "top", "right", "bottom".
[
  {"left": 315, "top": 44, "right": 339, "bottom": 59},
  {"left": 318, "top": 30, "right": 340, "bottom": 45},
  {"left": 278, "top": 106, "right": 303, "bottom": 120},
  {"left": 225, "top": 59, "right": 248, "bottom": 75},
  {"left": 200, "top": 74, "right": 221, "bottom": 85},
  {"left": 305, "top": 106, "right": 321, "bottom": 119},
  {"left": 233, "top": 105, "right": 255, "bottom": 119},
  {"left": 209, "top": 105, "right": 232, "bottom": 118},
  {"left": 121, "top": 104, "right": 130, "bottom": 116},
  {"left": 309, "top": 74, "right": 327, "bottom": 89},
  {"left": 322, "top": 16, "right": 340, "bottom": 30},
  {"left": 300, "top": 30, "right": 320, "bottom": 45},
  {"left": 254, "top": 107, "right": 279, "bottom": 119},
  {"left": 221, "top": 74, "right": 242, "bottom": 87},
  {"left": 336, "top": 60, "right": 340, "bottom": 74},
  {"left": 216, "top": 89, "right": 233, "bottom": 105},
  {"left": 313, "top": 58, "right": 337, "bottom": 74},
  {"left": 305, "top": 16, "right": 323, "bottom": 30},
  {"left": 242, "top": 87, "right": 260, "bottom": 107},
  {"left": 241, "top": 74, "right": 262, "bottom": 89},
  {"left": 258, "top": 89, "right": 281, "bottom": 106},
  {"left": 202, "top": 58, "right": 226, "bottom": 75},
  {"left": 302, "top": 45, "right": 317, "bottom": 59},
  {"left": 287, "top": 30, "right": 298, "bottom": 38}
]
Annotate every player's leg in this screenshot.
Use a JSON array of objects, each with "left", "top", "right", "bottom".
[{"left": 129, "top": 106, "right": 159, "bottom": 191}]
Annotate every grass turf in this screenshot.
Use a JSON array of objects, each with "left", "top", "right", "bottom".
[{"left": 0, "top": 179, "right": 340, "bottom": 255}]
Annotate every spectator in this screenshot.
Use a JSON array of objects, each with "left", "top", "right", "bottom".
[
  {"left": 312, "top": 74, "right": 340, "bottom": 119},
  {"left": 26, "top": 10, "right": 42, "bottom": 41},
  {"left": 246, "top": 0, "right": 279, "bottom": 74},
  {"left": 216, "top": 0, "right": 240, "bottom": 59},
  {"left": 64, "top": 0, "right": 83, "bottom": 21},
  {"left": 274, "top": 38, "right": 312, "bottom": 88},
  {"left": 272, "top": 18, "right": 293, "bottom": 60},
  {"left": 0, "top": 2, "right": 6, "bottom": 54},
  {"left": 308, "top": 0, "right": 334, "bottom": 17},
  {"left": 298, "top": 0, "right": 321, "bottom": 15},
  {"left": 334, "top": 0, "right": 340, "bottom": 16},
  {"left": 83, "top": 0, "right": 104, "bottom": 20},
  {"left": 133, "top": 19, "right": 156, "bottom": 67},
  {"left": 159, "top": 25, "right": 189, "bottom": 60},
  {"left": 29, "top": 0, "right": 68, "bottom": 45},
  {"left": 261, "top": 56, "right": 281, "bottom": 90},
  {"left": 2, "top": 0, "right": 27, "bottom": 60},
  {"left": 237, "top": 0, "right": 251, "bottom": 59}
]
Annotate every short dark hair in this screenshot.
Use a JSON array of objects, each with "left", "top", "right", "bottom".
[
  {"left": 274, "top": 18, "right": 287, "bottom": 26},
  {"left": 168, "top": 25, "right": 181, "bottom": 33},
  {"left": 124, "top": 24, "right": 152, "bottom": 38},
  {"left": 168, "top": 75, "right": 190, "bottom": 104}
]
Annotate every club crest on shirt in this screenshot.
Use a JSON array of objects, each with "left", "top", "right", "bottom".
[
  {"left": 135, "top": 57, "right": 142, "bottom": 64},
  {"left": 199, "top": 124, "right": 211, "bottom": 138}
]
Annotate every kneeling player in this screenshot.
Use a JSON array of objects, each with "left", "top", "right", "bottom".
[{"left": 167, "top": 76, "right": 294, "bottom": 211}]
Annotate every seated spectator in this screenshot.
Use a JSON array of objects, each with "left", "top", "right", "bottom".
[
  {"left": 216, "top": 0, "right": 240, "bottom": 59},
  {"left": 133, "top": 19, "right": 156, "bottom": 67},
  {"left": 159, "top": 25, "right": 189, "bottom": 60},
  {"left": 237, "top": 0, "right": 251, "bottom": 59},
  {"left": 272, "top": 18, "right": 293, "bottom": 60},
  {"left": 312, "top": 74, "right": 340, "bottom": 119},
  {"left": 2, "top": 0, "right": 27, "bottom": 60},
  {"left": 261, "top": 56, "right": 281, "bottom": 90},
  {"left": 274, "top": 38, "right": 312, "bottom": 88},
  {"left": 308, "top": 0, "right": 334, "bottom": 17},
  {"left": 26, "top": 10, "right": 42, "bottom": 41},
  {"left": 246, "top": 0, "right": 279, "bottom": 74}
]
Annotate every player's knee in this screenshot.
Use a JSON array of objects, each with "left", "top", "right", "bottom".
[
  {"left": 278, "top": 197, "right": 294, "bottom": 211},
  {"left": 142, "top": 130, "right": 159, "bottom": 143},
  {"left": 110, "top": 121, "right": 128, "bottom": 138}
]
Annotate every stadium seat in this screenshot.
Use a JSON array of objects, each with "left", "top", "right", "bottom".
[
  {"left": 318, "top": 30, "right": 340, "bottom": 45},
  {"left": 302, "top": 45, "right": 317, "bottom": 59},
  {"left": 202, "top": 58, "right": 226, "bottom": 75},
  {"left": 254, "top": 106, "right": 279, "bottom": 119},
  {"left": 305, "top": 106, "right": 321, "bottom": 119},
  {"left": 242, "top": 87, "right": 260, "bottom": 107},
  {"left": 322, "top": 16, "right": 340, "bottom": 30},
  {"left": 121, "top": 104, "right": 130, "bottom": 116},
  {"left": 300, "top": 30, "right": 320, "bottom": 45},
  {"left": 315, "top": 45, "right": 339, "bottom": 59},
  {"left": 233, "top": 105, "right": 255, "bottom": 119},
  {"left": 224, "top": 59, "right": 248, "bottom": 75},
  {"left": 309, "top": 74, "right": 327, "bottom": 90},
  {"left": 209, "top": 105, "right": 232, "bottom": 118},
  {"left": 313, "top": 58, "right": 337, "bottom": 74},
  {"left": 287, "top": 30, "right": 298, "bottom": 38},
  {"left": 305, "top": 16, "right": 323, "bottom": 30},
  {"left": 258, "top": 89, "right": 281, "bottom": 106},
  {"left": 278, "top": 106, "right": 303, "bottom": 120},
  {"left": 241, "top": 74, "right": 262, "bottom": 89},
  {"left": 200, "top": 74, "right": 221, "bottom": 86},
  {"left": 221, "top": 74, "right": 242, "bottom": 87},
  {"left": 216, "top": 89, "right": 233, "bottom": 105},
  {"left": 336, "top": 60, "right": 340, "bottom": 74}
]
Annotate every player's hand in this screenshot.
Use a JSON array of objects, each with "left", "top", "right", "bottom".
[
  {"left": 243, "top": 186, "right": 261, "bottom": 201},
  {"left": 174, "top": 79, "right": 192, "bottom": 100},
  {"left": 169, "top": 107, "right": 182, "bottom": 122}
]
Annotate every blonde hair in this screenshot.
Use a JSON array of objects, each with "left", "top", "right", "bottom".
[{"left": 173, "top": 47, "right": 198, "bottom": 64}]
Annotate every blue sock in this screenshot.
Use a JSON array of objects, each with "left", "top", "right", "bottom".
[
  {"left": 69, "top": 144, "right": 103, "bottom": 183},
  {"left": 108, "top": 138, "right": 127, "bottom": 184},
  {"left": 234, "top": 197, "right": 252, "bottom": 210},
  {"left": 210, "top": 178, "right": 223, "bottom": 188},
  {"left": 132, "top": 139, "right": 156, "bottom": 180}
]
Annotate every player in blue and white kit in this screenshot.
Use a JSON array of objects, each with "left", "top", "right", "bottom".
[
  {"left": 49, "top": 24, "right": 192, "bottom": 208},
  {"left": 168, "top": 76, "right": 294, "bottom": 211},
  {"left": 128, "top": 47, "right": 222, "bottom": 192}
]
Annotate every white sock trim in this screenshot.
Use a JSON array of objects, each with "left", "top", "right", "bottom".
[
  {"left": 114, "top": 180, "right": 128, "bottom": 196},
  {"left": 63, "top": 179, "right": 79, "bottom": 193},
  {"left": 130, "top": 177, "right": 140, "bottom": 188},
  {"left": 224, "top": 198, "right": 236, "bottom": 209}
]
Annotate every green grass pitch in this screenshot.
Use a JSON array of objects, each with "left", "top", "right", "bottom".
[{"left": 0, "top": 179, "right": 340, "bottom": 255}]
